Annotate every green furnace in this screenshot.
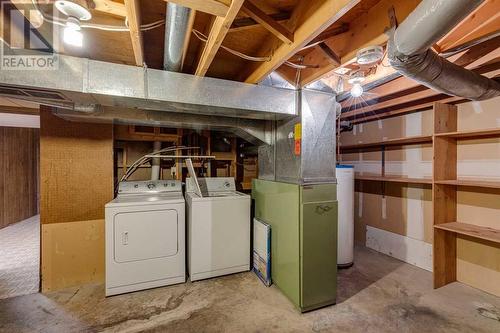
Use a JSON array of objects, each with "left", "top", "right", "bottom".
[
  {"left": 252, "top": 89, "right": 339, "bottom": 312},
  {"left": 252, "top": 180, "right": 337, "bottom": 312}
]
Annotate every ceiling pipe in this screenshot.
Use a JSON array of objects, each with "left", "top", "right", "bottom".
[
  {"left": 163, "top": 3, "right": 192, "bottom": 72},
  {"left": 155, "top": 3, "right": 192, "bottom": 180},
  {"left": 388, "top": 0, "right": 500, "bottom": 101}
]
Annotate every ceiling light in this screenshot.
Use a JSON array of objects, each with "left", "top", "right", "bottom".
[
  {"left": 348, "top": 72, "right": 366, "bottom": 85},
  {"left": 63, "top": 17, "right": 83, "bottom": 47},
  {"left": 55, "top": 1, "right": 92, "bottom": 21},
  {"left": 350, "top": 83, "right": 363, "bottom": 98},
  {"left": 356, "top": 46, "right": 384, "bottom": 65}
]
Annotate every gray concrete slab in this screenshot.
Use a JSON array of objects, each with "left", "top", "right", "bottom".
[{"left": 0, "top": 246, "right": 499, "bottom": 333}]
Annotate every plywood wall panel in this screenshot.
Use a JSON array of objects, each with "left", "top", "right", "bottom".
[
  {"left": 0, "top": 126, "right": 39, "bottom": 229},
  {"left": 39, "top": 108, "right": 113, "bottom": 291},
  {"left": 40, "top": 109, "right": 113, "bottom": 224},
  {"left": 41, "top": 219, "right": 105, "bottom": 292}
]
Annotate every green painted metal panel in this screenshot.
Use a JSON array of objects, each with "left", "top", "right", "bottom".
[
  {"left": 253, "top": 180, "right": 338, "bottom": 312},
  {"left": 300, "top": 184, "right": 337, "bottom": 310},
  {"left": 252, "top": 179, "right": 301, "bottom": 308}
]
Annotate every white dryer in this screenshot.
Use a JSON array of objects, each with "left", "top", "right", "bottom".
[
  {"left": 105, "top": 180, "right": 185, "bottom": 296},
  {"left": 185, "top": 176, "right": 251, "bottom": 281}
]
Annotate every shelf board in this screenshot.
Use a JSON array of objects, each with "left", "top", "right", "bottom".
[
  {"left": 340, "top": 135, "right": 433, "bottom": 151},
  {"left": 434, "top": 128, "right": 500, "bottom": 140},
  {"left": 434, "top": 179, "right": 500, "bottom": 189},
  {"left": 355, "top": 174, "right": 433, "bottom": 184},
  {"left": 434, "top": 222, "right": 500, "bottom": 244}
]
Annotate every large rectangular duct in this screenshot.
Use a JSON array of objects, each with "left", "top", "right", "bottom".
[
  {"left": 258, "top": 89, "right": 338, "bottom": 184},
  {"left": 0, "top": 50, "right": 296, "bottom": 121}
]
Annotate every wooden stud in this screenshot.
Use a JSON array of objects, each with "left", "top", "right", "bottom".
[
  {"left": 230, "top": 11, "right": 291, "bottom": 33},
  {"left": 432, "top": 102, "right": 458, "bottom": 289},
  {"left": 165, "top": 0, "right": 229, "bottom": 17},
  {"left": 293, "top": 0, "right": 421, "bottom": 87},
  {"left": 243, "top": 0, "right": 359, "bottom": 84},
  {"left": 317, "top": 42, "right": 341, "bottom": 65},
  {"left": 124, "top": 0, "right": 144, "bottom": 66},
  {"left": 195, "top": 0, "right": 245, "bottom": 76},
  {"left": 241, "top": 1, "right": 294, "bottom": 44},
  {"left": 93, "top": 0, "right": 127, "bottom": 17}
]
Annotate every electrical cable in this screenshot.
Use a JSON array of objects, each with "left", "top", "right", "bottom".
[{"left": 31, "top": 0, "right": 165, "bottom": 32}]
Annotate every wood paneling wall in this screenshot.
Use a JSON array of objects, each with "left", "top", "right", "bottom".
[
  {"left": 0, "top": 126, "right": 39, "bottom": 229},
  {"left": 40, "top": 108, "right": 113, "bottom": 291}
]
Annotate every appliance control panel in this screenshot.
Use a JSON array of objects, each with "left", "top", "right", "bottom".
[
  {"left": 118, "top": 180, "right": 182, "bottom": 195},
  {"left": 186, "top": 177, "right": 236, "bottom": 193}
]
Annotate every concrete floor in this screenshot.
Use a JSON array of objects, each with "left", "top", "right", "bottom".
[
  {"left": 0, "top": 215, "right": 39, "bottom": 300},
  {"left": 1, "top": 246, "right": 499, "bottom": 333}
]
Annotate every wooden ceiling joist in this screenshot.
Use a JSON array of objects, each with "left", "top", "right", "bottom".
[
  {"left": 93, "top": 0, "right": 127, "bottom": 17},
  {"left": 195, "top": 0, "right": 244, "bottom": 76},
  {"left": 230, "top": 11, "right": 292, "bottom": 33},
  {"left": 294, "top": 0, "right": 422, "bottom": 87},
  {"left": 124, "top": 0, "right": 143, "bottom": 66},
  {"left": 243, "top": 0, "right": 360, "bottom": 84},
  {"left": 438, "top": 0, "right": 500, "bottom": 51},
  {"left": 165, "top": 0, "right": 229, "bottom": 17},
  {"left": 241, "top": 0, "right": 294, "bottom": 44}
]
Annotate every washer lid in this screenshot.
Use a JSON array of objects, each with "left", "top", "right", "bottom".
[{"left": 106, "top": 193, "right": 185, "bottom": 207}]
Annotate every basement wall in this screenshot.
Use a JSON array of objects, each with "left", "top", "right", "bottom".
[
  {"left": 40, "top": 107, "right": 113, "bottom": 292},
  {"left": 0, "top": 126, "right": 39, "bottom": 229},
  {"left": 339, "top": 97, "right": 500, "bottom": 296}
]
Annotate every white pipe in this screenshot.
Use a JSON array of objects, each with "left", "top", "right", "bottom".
[{"left": 151, "top": 141, "right": 162, "bottom": 180}]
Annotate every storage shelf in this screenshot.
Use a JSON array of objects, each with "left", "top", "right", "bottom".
[
  {"left": 434, "top": 222, "right": 500, "bottom": 244},
  {"left": 434, "top": 128, "right": 500, "bottom": 140},
  {"left": 340, "top": 135, "right": 433, "bottom": 151},
  {"left": 355, "top": 174, "right": 433, "bottom": 184},
  {"left": 434, "top": 179, "right": 500, "bottom": 189}
]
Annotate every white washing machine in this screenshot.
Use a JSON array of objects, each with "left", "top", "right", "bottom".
[
  {"left": 105, "top": 180, "right": 185, "bottom": 296},
  {"left": 185, "top": 175, "right": 251, "bottom": 281}
]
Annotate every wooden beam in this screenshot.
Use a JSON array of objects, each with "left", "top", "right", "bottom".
[
  {"left": 165, "top": 0, "right": 229, "bottom": 17},
  {"left": 296, "top": 0, "right": 422, "bottom": 87},
  {"left": 302, "top": 23, "right": 349, "bottom": 50},
  {"left": 123, "top": 0, "right": 143, "bottom": 66},
  {"left": 438, "top": 0, "right": 500, "bottom": 51},
  {"left": 230, "top": 11, "right": 291, "bottom": 32},
  {"left": 241, "top": 0, "right": 293, "bottom": 44},
  {"left": 317, "top": 42, "right": 341, "bottom": 65},
  {"left": 195, "top": 0, "right": 245, "bottom": 76},
  {"left": 93, "top": 0, "right": 127, "bottom": 17},
  {"left": 243, "top": 0, "right": 360, "bottom": 84}
]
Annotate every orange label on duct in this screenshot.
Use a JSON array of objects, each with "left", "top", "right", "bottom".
[{"left": 294, "top": 139, "right": 301, "bottom": 155}]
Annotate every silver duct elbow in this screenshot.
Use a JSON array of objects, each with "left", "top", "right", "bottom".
[{"left": 388, "top": 0, "right": 500, "bottom": 101}]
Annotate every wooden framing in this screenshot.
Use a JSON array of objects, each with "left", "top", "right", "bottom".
[
  {"left": 241, "top": 1, "right": 294, "bottom": 44},
  {"left": 195, "top": 0, "right": 245, "bottom": 76},
  {"left": 243, "top": 0, "right": 360, "bottom": 84},
  {"left": 293, "top": 0, "right": 422, "bottom": 87},
  {"left": 93, "top": 0, "right": 127, "bottom": 17},
  {"left": 124, "top": 0, "right": 144, "bottom": 66},
  {"left": 165, "top": 0, "right": 230, "bottom": 17}
]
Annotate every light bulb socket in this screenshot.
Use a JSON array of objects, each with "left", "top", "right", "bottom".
[{"left": 66, "top": 16, "right": 81, "bottom": 30}]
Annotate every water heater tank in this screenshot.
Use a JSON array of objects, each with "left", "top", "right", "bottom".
[{"left": 336, "top": 165, "right": 354, "bottom": 267}]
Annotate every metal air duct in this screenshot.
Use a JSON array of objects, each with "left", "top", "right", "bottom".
[
  {"left": 388, "top": 0, "right": 500, "bottom": 101},
  {"left": 163, "top": 3, "right": 192, "bottom": 72}
]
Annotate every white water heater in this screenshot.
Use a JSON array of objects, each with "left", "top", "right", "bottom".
[{"left": 336, "top": 165, "right": 354, "bottom": 267}]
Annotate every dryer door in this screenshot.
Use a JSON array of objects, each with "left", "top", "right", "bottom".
[{"left": 114, "top": 209, "right": 178, "bottom": 263}]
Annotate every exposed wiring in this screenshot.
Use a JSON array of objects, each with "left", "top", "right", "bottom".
[
  {"left": 192, "top": 29, "right": 272, "bottom": 62},
  {"left": 31, "top": 0, "right": 165, "bottom": 32}
]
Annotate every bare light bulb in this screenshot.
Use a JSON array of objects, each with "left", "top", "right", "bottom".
[
  {"left": 350, "top": 83, "right": 363, "bottom": 97},
  {"left": 63, "top": 17, "right": 83, "bottom": 47}
]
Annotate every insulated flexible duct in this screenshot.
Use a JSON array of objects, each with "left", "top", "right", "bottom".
[{"left": 388, "top": 0, "right": 500, "bottom": 101}]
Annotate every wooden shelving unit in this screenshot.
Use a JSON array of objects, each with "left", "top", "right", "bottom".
[
  {"left": 341, "top": 102, "right": 500, "bottom": 292},
  {"left": 356, "top": 174, "right": 432, "bottom": 185},
  {"left": 340, "top": 134, "right": 433, "bottom": 151},
  {"left": 433, "top": 179, "right": 500, "bottom": 189},
  {"left": 434, "top": 222, "right": 500, "bottom": 244},
  {"left": 432, "top": 103, "right": 500, "bottom": 289}
]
